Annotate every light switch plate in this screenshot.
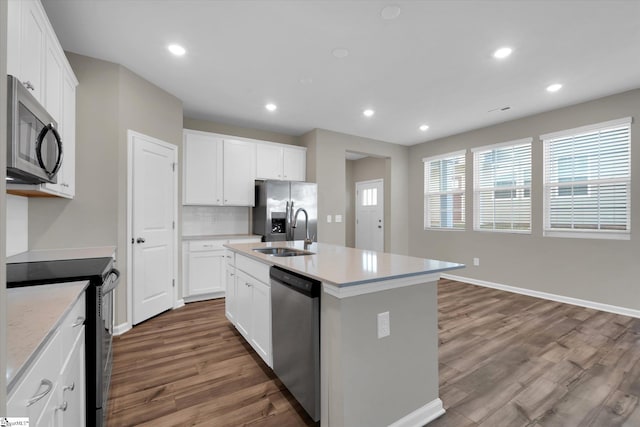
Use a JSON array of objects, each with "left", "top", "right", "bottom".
[
  {"left": 335, "top": 214, "right": 342, "bottom": 223},
  {"left": 327, "top": 215, "right": 332, "bottom": 223},
  {"left": 377, "top": 311, "right": 390, "bottom": 339}
]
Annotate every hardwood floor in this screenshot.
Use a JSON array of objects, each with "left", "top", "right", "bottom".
[
  {"left": 432, "top": 278, "right": 640, "bottom": 427},
  {"left": 106, "top": 299, "right": 316, "bottom": 426},
  {"left": 107, "top": 280, "right": 640, "bottom": 426}
]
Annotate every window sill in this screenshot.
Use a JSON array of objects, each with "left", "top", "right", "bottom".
[{"left": 544, "top": 230, "right": 630, "bottom": 241}]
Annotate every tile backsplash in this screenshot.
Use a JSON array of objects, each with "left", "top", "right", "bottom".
[{"left": 182, "top": 206, "right": 250, "bottom": 236}]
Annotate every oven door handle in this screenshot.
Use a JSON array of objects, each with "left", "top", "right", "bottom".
[{"left": 102, "top": 268, "right": 121, "bottom": 294}]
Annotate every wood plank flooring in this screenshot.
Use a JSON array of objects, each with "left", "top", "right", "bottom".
[
  {"left": 106, "top": 299, "right": 316, "bottom": 426},
  {"left": 107, "top": 280, "right": 640, "bottom": 426}
]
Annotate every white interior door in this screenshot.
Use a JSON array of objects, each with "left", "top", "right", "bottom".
[
  {"left": 355, "top": 179, "right": 384, "bottom": 252},
  {"left": 131, "top": 132, "right": 177, "bottom": 325}
]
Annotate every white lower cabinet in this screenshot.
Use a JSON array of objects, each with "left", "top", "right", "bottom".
[
  {"left": 8, "top": 294, "right": 86, "bottom": 426},
  {"left": 228, "top": 254, "right": 272, "bottom": 368}
]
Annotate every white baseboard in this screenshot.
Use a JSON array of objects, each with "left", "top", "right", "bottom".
[
  {"left": 113, "top": 322, "right": 132, "bottom": 336},
  {"left": 173, "top": 298, "right": 185, "bottom": 309},
  {"left": 441, "top": 273, "right": 640, "bottom": 319},
  {"left": 389, "top": 398, "right": 445, "bottom": 427},
  {"left": 182, "top": 292, "right": 224, "bottom": 304}
]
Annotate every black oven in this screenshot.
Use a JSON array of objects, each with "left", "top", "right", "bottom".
[{"left": 7, "top": 257, "right": 120, "bottom": 427}]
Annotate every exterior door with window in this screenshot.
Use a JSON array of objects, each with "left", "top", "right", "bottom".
[{"left": 355, "top": 179, "right": 384, "bottom": 252}]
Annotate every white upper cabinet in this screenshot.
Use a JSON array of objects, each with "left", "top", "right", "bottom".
[
  {"left": 183, "top": 131, "right": 224, "bottom": 205},
  {"left": 282, "top": 146, "right": 306, "bottom": 181},
  {"left": 223, "top": 139, "right": 256, "bottom": 206},
  {"left": 256, "top": 142, "right": 306, "bottom": 181},
  {"left": 6, "top": 0, "right": 78, "bottom": 199},
  {"left": 8, "top": 0, "right": 46, "bottom": 103},
  {"left": 182, "top": 130, "right": 256, "bottom": 206}
]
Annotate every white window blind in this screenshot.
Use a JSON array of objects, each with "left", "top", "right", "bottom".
[
  {"left": 423, "top": 151, "right": 465, "bottom": 229},
  {"left": 542, "top": 117, "right": 631, "bottom": 239},
  {"left": 473, "top": 139, "right": 532, "bottom": 232}
]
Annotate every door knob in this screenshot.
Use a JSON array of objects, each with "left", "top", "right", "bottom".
[
  {"left": 136, "top": 237, "right": 146, "bottom": 244},
  {"left": 378, "top": 226, "right": 382, "bottom": 229}
]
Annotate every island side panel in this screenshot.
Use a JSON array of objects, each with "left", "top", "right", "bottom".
[
  {"left": 321, "top": 291, "right": 344, "bottom": 427},
  {"left": 321, "top": 279, "right": 440, "bottom": 427}
]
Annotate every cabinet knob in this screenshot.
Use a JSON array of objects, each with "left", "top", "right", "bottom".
[
  {"left": 72, "top": 316, "right": 85, "bottom": 327},
  {"left": 56, "top": 402, "right": 68, "bottom": 412},
  {"left": 63, "top": 382, "right": 75, "bottom": 392},
  {"left": 136, "top": 237, "right": 146, "bottom": 244},
  {"left": 24, "top": 81, "right": 35, "bottom": 91}
]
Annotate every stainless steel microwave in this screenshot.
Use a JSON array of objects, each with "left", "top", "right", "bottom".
[{"left": 7, "top": 75, "right": 62, "bottom": 184}]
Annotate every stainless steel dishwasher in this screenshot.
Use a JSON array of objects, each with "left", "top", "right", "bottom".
[{"left": 270, "top": 266, "right": 321, "bottom": 422}]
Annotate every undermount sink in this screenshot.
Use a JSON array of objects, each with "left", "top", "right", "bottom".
[{"left": 253, "top": 247, "right": 315, "bottom": 257}]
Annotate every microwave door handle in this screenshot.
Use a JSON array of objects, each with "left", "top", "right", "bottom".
[{"left": 35, "top": 124, "right": 63, "bottom": 179}]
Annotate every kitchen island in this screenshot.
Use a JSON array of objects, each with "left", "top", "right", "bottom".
[{"left": 225, "top": 240, "right": 464, "bottom": 427}]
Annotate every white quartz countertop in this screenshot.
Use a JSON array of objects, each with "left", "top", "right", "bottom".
[
  {"left": 224, "top": 241, "right": 464, "bottom": 286},
  {"left": 7, "top": 246, "right": 117, "bottom": 264},
  {"left": 182, "top": 234, "right": 262, "bottom": 241},
  {"left": 6, "top": 281, "right": 89, "bottom": 392}
]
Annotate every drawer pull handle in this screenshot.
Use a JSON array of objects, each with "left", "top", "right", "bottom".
[
  {"left": 63, "top": 382, "right": 75, "bottom": 392},
  {"left": 72, "top": 317, "right": 85, "bottom": 327},
  {"left": 26, "top": 379, "right": 53, "bottom": 406},
  {"left": 56, "top": 402, "right": 68, "bottom": 412}
]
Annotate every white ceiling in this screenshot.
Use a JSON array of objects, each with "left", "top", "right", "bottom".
[{"left": 43, "top": 0, "right": 640, "bottom": 146}]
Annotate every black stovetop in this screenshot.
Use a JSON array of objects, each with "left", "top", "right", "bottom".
[{"left": 6, "top": 257, "right": 114, "bottom": 288}]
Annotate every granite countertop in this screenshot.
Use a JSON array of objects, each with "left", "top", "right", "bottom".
[
  {"left": 182, "top": 234, "right": 262, "bottom": 241},
  {"left": 6, "top": 281, "right": 89, "bottom": 392},
  {"left": 224, "top": 241, "right": 464, "bottom": 286},
  {"left": 7, "top": 246, "right": 117, "bottom": 264}
]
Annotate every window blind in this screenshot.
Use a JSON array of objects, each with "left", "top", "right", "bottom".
[
  {"left": 423, "top": 151, "right": 465, "bottom": 229},
  {"left": 542, "top": 118, "right": 631, "bottom": 239},
  {"left": 473, "top": 139, "right": 532, "bottom": 232}
]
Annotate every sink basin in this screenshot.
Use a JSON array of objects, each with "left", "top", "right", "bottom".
[{"left": 252, "top": 247, "right": 315, "bottom": 257}]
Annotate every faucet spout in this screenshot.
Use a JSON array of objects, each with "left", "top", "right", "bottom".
[{"left": 292, "top": 208, "right": 312, "bottom": 248}]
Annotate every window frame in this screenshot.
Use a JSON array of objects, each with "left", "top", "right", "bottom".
[
  {"left": 423, "top": 150, "right": 466, "bottom": 231},
  {"left": 541, "top": 117, "right": 632, "bottom": 240},
  {"left": 472, "top": 138, "right": 533, "bottom": 234}
]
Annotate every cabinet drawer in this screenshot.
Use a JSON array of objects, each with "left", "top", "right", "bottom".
[
  {"left": 236, "top": 254, "right": 270, "bottom": 285},
  {"left": 59, "top": 295, "right": 86, "bottom": 359},
  {"left": 190, "top": 240, "right": 226, "bottom": 252},
  {"left": 7, "top": 330, "right": 62, "bottom": 421}
]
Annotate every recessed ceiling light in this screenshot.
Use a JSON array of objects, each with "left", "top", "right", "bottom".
[
  {"left": 332, "top": 48, "right": 349, "bottom": 58},
  {"left": 381, "top": 5, "right": 401, "bottom": 20},
  {"left": 363, "top": 109, "right": 375, "bottom": 117},
  {"left": 265, "top": 103, "right": 277, "bottom": 112},
  {"left": 419, "top": 124, "right": 429, "bottom": 131},
  {"left": 167, "top": 44, "right": 186, "bottom": 56},
  {"left": 546, "top": 83, "right": 563, "bottom": 92},
  {"left": 493, "top": 47, "right": 512, "bottom": 59},
  {"left": 299, "top": 77, "right": 313, "bottom": 85}
]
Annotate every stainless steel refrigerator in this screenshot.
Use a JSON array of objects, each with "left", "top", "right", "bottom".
[{"left": 253, "top": 180, "right": 317, "bottom": 242}]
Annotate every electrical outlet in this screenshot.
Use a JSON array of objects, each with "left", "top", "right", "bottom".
[
  {"left": 377, "top": 311, "right": 390, "bottom": 339},
  {"left": 473, "top": 257, "right": 480, "bottom": 266},
  {"left": 335, "top": 214, "right": 343, "bottom": 223},
  {"left": 327, "top": 215, "right": 332, "bottom": 223}
]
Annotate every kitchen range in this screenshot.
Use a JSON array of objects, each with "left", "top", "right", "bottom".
[{"left": 6, "top": 250, "right": 119, "bottom": 427}]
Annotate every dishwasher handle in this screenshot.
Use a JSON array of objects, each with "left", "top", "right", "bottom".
[{"left": 270, "top": 266, "right": 321, "bottom": 298}]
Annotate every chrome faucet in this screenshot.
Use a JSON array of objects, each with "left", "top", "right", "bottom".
[{"left": 292, "top": 208, "right": 313, "bottom": 248}]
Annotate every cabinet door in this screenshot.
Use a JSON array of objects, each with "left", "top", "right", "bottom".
[
  {"left": 225, "top": 266, "right": 236, "bottom": 323},
  {"left": 283, "top": 147, "right": 306, "bottom": 181},
  {"left": 187, "top": 250, "right": 225, "bottom": 296},
  {"left": 59, "top": 72, "right": 77, "bottom": 197},
  {"left": 256, "top": 144, "right": 284, "bottom": 180},
  {"left": 250, "top": 278, "right": 272, "bottom": 367},
  {"left": 223, "top": 139, "right": 256, "bottom": 206},
  {"left": 183, "top": 132, "right": 223, "bottom": 205},
  {"left": 235, "top": 273, "right": 252, "bottom": 339},
  {"left": 18, "top": 0, "right": 46, "bottom": 103},
  {"left": 60, "top": 329, "right": 85, "bottom": 427}
]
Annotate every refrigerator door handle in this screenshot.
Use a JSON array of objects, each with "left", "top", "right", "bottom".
[{"left": 286, "top": 201, "right": 291, "bottom": 240}]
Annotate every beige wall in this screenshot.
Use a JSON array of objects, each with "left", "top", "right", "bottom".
[
  {"left": 29, "top": 53, "right": 184, "bottom": 325},
  {"left": 409, "top": 89, "right": 640, "bottom": 311},
  {"left": 184, "top": 117, "right": 300, "bottom": 146},
  {"left": 1, "top": 0, "right": 8, "bottom": 411},
  {"left": 302, "top": 129, "right": 410, "bottom": 255},
  {"left": 345, "top": 157, "right": 387, "bottom": 248}
]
